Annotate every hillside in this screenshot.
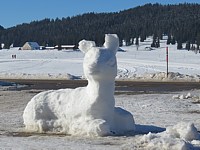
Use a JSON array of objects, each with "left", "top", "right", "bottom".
[
  {"left": 0, "top": 3, "right": 200, "bottom": 48},
  {"left": 0, "top": 25, "right": 4, "bottom": 30}
]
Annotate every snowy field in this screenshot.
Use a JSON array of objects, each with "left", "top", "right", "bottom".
[
  {"left": 0, "top": 38, "right": 200, "bottom": 81},
  {"left": 0, "top": 89, "right": 200, "bottom": 149},
  {"left": 0, "top": 37, "right": 200, "bottom": 149}
]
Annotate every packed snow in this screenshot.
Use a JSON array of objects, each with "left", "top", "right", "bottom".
[
  {"left": 1, "top": 89, "right": 200, "bottom": 149},
  {"left": 23, "top": 34, "right": 135, "bottom": 136},
  {"left": 0, "top": 35, "right": 200, "bottom": 149}
]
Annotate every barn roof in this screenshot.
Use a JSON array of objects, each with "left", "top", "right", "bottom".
[{"left": 27, "top": 42, "right": 40, "bottom": 48}]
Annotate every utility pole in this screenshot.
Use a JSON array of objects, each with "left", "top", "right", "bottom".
[{"left": 166, "top": 47, "right": 169, "bottom": 78}]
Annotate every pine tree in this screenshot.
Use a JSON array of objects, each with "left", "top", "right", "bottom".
[
  {"left": 140, "top": 34, "right": 146, "bottom": 42},
  {"left": 196, "top": 33, "right": 200, "bottom": 50},
  {"left": 171, "top": 36, "right": 176, "bottom": 45},
  {"left": 155, "top": 38, "right": 160, "bottom": 48},
  {"left": 167, "top": 35, "right": 171, "bottom": 45},
  {"left": 185, "top": 41, "right": 191, "bottom": 51},
  {"left": 177, "top": 41, "right": 183, "bottom": 49},
  {"left": 151, "top": 35, "right": 156, "bottom": 47},
  {"left": 135, "top": 37, "right": 139, "bottom": 45},
  {"left": 119, "top": 39, "right": 123, "bottom": 47}
]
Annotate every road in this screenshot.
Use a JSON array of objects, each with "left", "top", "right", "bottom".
[{"left": 1, "top": 79, "right": 200, "bottom": 94}]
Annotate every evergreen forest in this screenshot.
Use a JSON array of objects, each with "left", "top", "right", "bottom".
[{"left": 0, "top": 3, "right": 200, "bottom": 49}]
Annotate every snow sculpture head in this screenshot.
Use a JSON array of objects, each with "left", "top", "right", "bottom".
[{"left": 79, "top": 34, "right": 119, "bottom": 81}]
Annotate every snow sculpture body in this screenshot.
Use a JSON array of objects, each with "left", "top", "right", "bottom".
[{"left": 23, "top": 34, "right": 135, "bottom": 136}]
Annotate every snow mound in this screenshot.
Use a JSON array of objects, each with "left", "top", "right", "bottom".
[
  {"left": 0, "top": 73, "right": 79, "bottom": 80},
  {"left": 123, "top": 122, "right": 200, "bottom": 150},
  {"left": 166, "top": 122, "right": 199, "bottom": 141},
  {"left": 117, "top": 71, "right": 200, "bottom": 82},
  {"left": 172, "top": 92, "right": 200, "bottom": 100},
  {"left": 23, "top": 34, "right": 135, "bottom": 136}
]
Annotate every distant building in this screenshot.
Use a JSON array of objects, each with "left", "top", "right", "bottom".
[
  {"left": 45, "top": 46, "right": 55, "bottom": 50},
  {"left": 22, "top": 42, "right": 40, "bottom": 50},
  {"left": 54, "top": 45, "right": 75, "bottom": 50},
  {"left": 9, "top": 43, "right": 14, "bottom": 49}
]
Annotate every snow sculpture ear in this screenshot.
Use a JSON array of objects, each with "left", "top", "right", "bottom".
[
  {"left": 78, "top": 40, "right": 96, "bottom": 54},
  {"left": 103, "top": 34, "right": 119, "bottom": 55}
]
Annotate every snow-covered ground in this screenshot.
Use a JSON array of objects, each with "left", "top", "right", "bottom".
[
  {"left": 0, "top": 89, "right": 200, "bottom": 149},
  {"left": 0, "top": 37, "right": 200, "bottom": 81},
  {"left": 0, "top": 37, "right": 200, "bottom": 149}
]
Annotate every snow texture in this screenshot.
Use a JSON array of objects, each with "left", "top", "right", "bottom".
[
  {"left": 123, "top": 122, "right": 200, "bottom": 150},
  {"left": 1, "top": 89, "right": 200, "bottom": 149},
  {"left": 0, "top": 36, "right": 200, "bottom": 81},
  {"left": 23, "top": 34, "right": 135, "bottom": 136},
  {"left": 124, "top": 122, "right": 200, "bottom": 150}
]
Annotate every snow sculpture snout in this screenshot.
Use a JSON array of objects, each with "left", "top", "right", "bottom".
[{"left": 23, "top": 34, "right": 135, "bottom": 136}]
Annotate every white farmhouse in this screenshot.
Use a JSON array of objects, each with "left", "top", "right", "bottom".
[{"left": 22, "top": 42, "right": 40, "bottom": 50}]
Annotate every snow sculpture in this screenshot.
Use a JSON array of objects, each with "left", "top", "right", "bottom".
[{"left": 23, "top": 34, "right": 135, "bottom": 136}]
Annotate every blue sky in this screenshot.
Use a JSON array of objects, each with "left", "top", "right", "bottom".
[{"left": 0, "top": 0, "right": 199, "bottom": 28}]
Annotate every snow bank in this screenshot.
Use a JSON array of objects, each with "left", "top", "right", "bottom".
[
  {"left": 23, "top": 34, "right": 135, "bottom": 136},
  {"left": 117, "top": 71, "right": 200, "bottom": 82},
  {"left": 123, "top": 122, "right": 200, "bottom": 150},
  {"left": 0, "top": 73, "right": 79, "bottom": 80},
  {"left": 172, "top": 92, "right": 200, "bottom": 100},
  {"left": 166, "top": 122, "right": 199, "bottom": 141},
  {"left": 1, "top": 71, "right": 199, "bottom": 81}
]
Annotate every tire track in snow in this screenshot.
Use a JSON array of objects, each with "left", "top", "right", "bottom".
[{"left": 118, "top": 58, "right": 200, "bottom": 76}]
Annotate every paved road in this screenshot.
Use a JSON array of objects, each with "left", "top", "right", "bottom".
[{"left": 1, "top": 79, "right": 200, "bottom": 94}]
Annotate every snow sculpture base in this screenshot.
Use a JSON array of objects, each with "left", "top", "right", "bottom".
[{"left": 23, "top": 34, "right": 135, "bottom": 136}]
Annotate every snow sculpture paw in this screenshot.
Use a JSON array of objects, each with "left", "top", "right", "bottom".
[{"left": 23, "top": 34, "right": 135, "bottom": 136}]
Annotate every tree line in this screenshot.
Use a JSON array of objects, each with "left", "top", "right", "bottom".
[{"left": 0, "top": 3, "right": 200, "bottom": 49}]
